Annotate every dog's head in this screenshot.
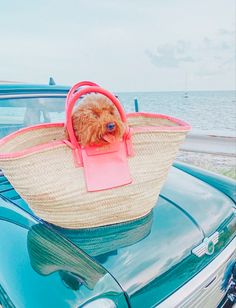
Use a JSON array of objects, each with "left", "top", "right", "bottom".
[{"left": 71, "top": 94, "right": 125, "bottom": 146}]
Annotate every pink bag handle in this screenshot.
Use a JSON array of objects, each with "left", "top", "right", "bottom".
[
  {"left": 66, "top": 81, "right": 99, "bottom": 108},
  {"left": 65, "top": 86, "right": 128, "bottom": 166}
]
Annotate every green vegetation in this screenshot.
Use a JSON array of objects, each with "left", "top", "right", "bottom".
[
  {"left": 220, "top": 168, "right": 236, "bottom": 180},
  {"left": 177, "top": 152, "right": 236, "bottom": 181}
]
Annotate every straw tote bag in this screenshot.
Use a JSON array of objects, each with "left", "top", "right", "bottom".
[{"left": 0, "top": 81, "right": 190, "bottom": 229}]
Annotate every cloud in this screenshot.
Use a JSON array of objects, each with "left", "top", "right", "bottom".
[
  {"left": 218, "top": 28, "right": 236, "bottom": 36},
  {"left": 145, "top": 42, "right": 195, "bottom": 68},
  {"left": 201, "top": 36, "right": 232, "bottom": 51},
  {"left": 0, "top": 0, "right": 235, "bottom": 90},
  {"left": 146, "top": 30, "right": 235, "bottom": 78}
]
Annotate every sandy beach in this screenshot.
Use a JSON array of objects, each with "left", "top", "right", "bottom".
[{"left": 177, "top": 134, "right": 236, "bottom": 179}]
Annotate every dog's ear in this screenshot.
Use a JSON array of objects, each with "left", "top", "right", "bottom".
[
  {"left": 81, "top": 123, "right": 99, "bottom": 146},
  {"left": 72, "top": 109, "right": 98, "bottom": 146}
]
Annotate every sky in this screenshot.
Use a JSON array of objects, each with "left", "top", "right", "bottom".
[{"left": 0, "top": 0, "right": 235, "bottom": 91}]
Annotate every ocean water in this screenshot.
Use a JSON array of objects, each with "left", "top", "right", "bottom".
[
  {"left": 0, "top": 90, "right": 235, "bottom": 138},
  {"left": 117, "top": 91, "right": 236, "bottom": 137}
]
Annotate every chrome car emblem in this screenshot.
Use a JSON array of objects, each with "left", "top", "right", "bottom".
[{"left": 192, "top": 232, "right": 219, "bottom": 257}]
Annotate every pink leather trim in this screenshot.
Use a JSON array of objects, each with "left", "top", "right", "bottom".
[
  {"left": 0, "top": 123, "right": 66, "bottom": 159},
  {"left": 84, "top": 142, "right": 121, "bottom": 156},
  {"left": 66, "top": 81, "right": 99, "bottom": 108},
  {"left": 0, "top": 123, "right": 64, "bottom": 146},
  {"left": 82, "top": 140, "right": 132, "bottom": 191},
  {"left": 124, "top": 127, "right": 134, "bottom": 156},
  {"left": 72, "top": 147, "right": 82, "bottom": 167},
  {"left": 0, "top": 140, "right": 65, "bottom": 159},
  {"left": 127, "top": 112, "right": 191, "bottom": 131}
]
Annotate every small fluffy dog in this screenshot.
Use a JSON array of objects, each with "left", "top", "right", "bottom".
[{"left": 67, "top": 94, "right": 125, "bottom": 147}]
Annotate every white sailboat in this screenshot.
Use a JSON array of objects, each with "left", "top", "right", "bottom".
[{"left": 184, "top": 73, "right": 188, "bottom": 98}]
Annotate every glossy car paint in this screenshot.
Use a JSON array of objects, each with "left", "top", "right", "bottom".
[
  {"left": 174, "top": 161, "right": 236, "bottom": 203},
  {"left": 56, "top": 170, "right": 235, "bottom": 307},
  {"left": 161, "top": 167, "right": 234, "bottom": 236},
  {"left": 0, "top": 84, "right": 236, "bottom": 307},
  {"left": 0, "top": 83, "right": 69, "bottom": 95},
  {"left": 1, "top": 169, "right": 235, "bottom": 307},
  {"left": 0, "top": 199, "right": 128, "bottom": 308}
]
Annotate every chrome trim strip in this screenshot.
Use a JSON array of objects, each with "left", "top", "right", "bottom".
[
  {"left": 157, "top": 237, "right": 236, "bottom": 307},
  {"left": 0, "top": 93, "right": 67, "bottom": 99}
]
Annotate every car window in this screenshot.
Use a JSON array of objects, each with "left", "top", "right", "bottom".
[{"left": 0, "top": 97, "right": 66, "bottom": 138}]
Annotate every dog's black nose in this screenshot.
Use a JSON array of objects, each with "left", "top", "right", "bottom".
[{"left": 106, "top": 122, "right": 116, "bottom": 132}]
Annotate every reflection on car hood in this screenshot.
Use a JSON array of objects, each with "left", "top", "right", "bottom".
[
  {"left": 59, "top": 194, "right": 203, "bottom": 305},
  {"left": 56, "top": 166, "right": 235, "bottom": 306},
  {"left": 161, "top": 167, "right": 234, "bottom": 235}
]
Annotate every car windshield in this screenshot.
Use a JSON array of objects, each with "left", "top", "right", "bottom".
[{"left": 0, "top": 96, "right": 66, "bottom": 138}]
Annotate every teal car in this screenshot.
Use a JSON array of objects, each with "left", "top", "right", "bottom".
[{"left": 0, "top": 83, "right": 235, "bottom": 308}]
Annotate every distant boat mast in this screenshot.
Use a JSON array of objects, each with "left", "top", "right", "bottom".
[{"left": 184, "top": 73, "right": 188, "bottom": 98}]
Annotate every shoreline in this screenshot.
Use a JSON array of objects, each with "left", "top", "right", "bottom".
[
  {"left": 180, "top": 133, "right": 236, "bottom": 156},
  {"left": 178, "top": 134, "right": 236, "bottom": 180}
]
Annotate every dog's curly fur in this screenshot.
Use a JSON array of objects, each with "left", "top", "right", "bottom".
[{"left": 67, "top": 94, "right": 125, "bottom": 147}]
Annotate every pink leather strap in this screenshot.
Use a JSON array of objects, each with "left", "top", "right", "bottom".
[
  {"left": 66, "top": 81, "right": 99, "bottom": 108},
  {"left": 65, "top": 85, "right": 128, "bottom": 166}
]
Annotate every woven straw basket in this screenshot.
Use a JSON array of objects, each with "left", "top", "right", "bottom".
[{"left": 0, "top": 82, "right": 190, "bottom": 229}]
